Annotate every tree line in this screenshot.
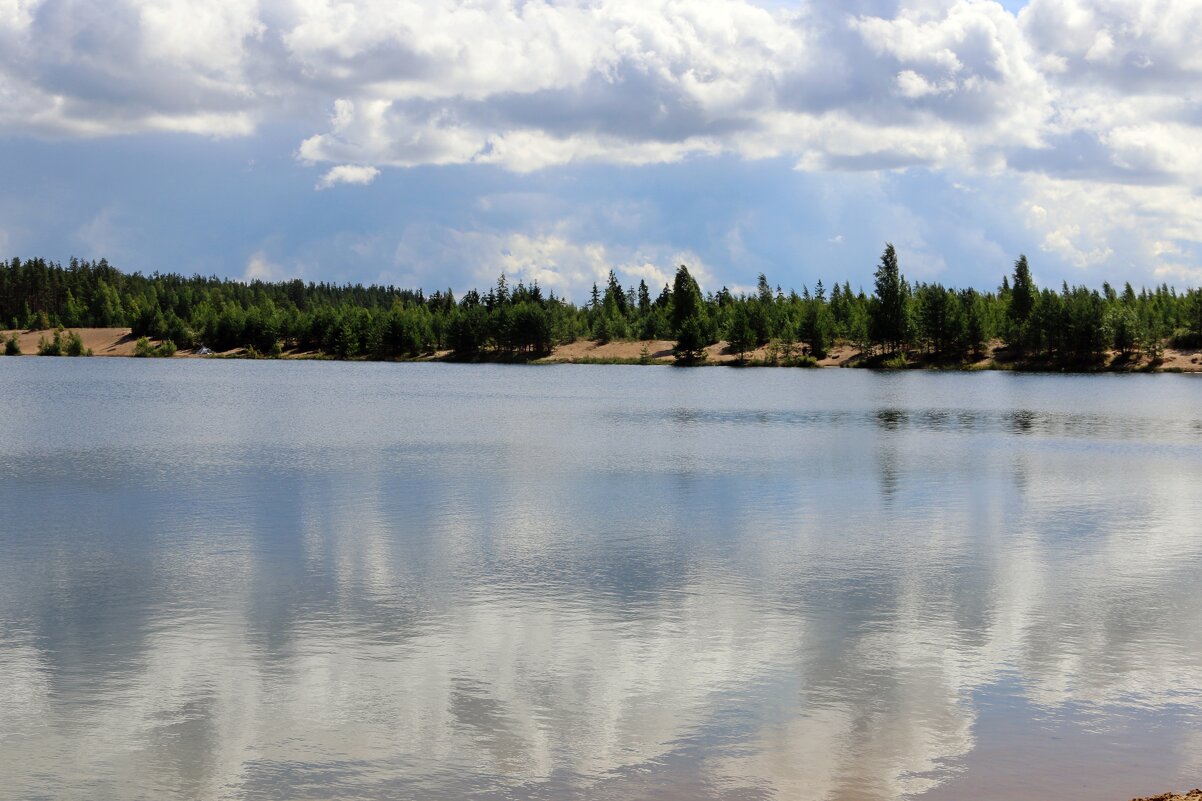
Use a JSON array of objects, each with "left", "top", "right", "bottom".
[{"left": 2, "top": 247, "right": 1200, "bottom": 364}]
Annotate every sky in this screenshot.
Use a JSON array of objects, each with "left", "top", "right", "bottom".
[{"left": 1, "top": 0, "right": 1200, "bottom": 301}]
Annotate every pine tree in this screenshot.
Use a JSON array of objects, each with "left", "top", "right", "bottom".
[
  {"left": 637, "top": 280, "right": 651, "bottom": 314},
  {"left": 727, "top": 304, "right": 755, "bottom": 362},
  {"left": 1007, "top": 255, "right": 1036, "bottom": 352},
  {"left": 870, "top": 243, "right": 908, "bottom": 352},
  {"left": 605, "top": 270, "right": 628, "bottom": 316},
  {"left": 671, "top": 265, "right": 712, "bottom": 363}
]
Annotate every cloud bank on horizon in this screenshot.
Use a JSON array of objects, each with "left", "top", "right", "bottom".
[{"left": 1, "top": 0, "right": 1200, "bottom": 298}]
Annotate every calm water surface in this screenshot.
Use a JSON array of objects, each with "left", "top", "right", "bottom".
[{"left": 2, "top": 359, "right": 1201, "bottom": 800}]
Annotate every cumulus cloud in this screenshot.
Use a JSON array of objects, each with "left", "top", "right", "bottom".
[
  {"left": 490, "top": 230, "right": 614, "bottom": 295},
  {"left": 315, "top": 163, "right": 380, "bottom": 189},
  {"left": 2, "top": 0, "right": 1198, "bottom": 181},
  {"left": 243, "top": 251, "right": 289, "bottom": 282},
  {"left": 1021, "top": 175, "right": 1202, "bottom": 273},
  {"left": 386, "top": 223, "right": 621, "bottom": 297},
  {"left": 1, "top": 0, "right": 1201, "bottom": 280},
  {"left": 385, "top": 221, "right": 718, "bottom": 299},
  {"left": 0, "top": 0, "right": 263, "bottom": 136}
]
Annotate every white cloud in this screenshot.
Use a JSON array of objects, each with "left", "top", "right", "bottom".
[
  {"left": 1, "top": 0, "right": 1201, "bottom": 281},
  {"left": 243, "top": 251, "right": 288, "bottom": 282},
  {"left": 1020, "top": 175, "right": 1202, "bottom": 274},
  {"left": 0, "top": 0, "right": 39, "bottom": 32},
  {"left": 0, "top": 0, "right": 264, "bottom": 137},
  {"left": 493, "top": 231, "right": 613, "bottom": 295},
  {"left": 894, "top": 69, "right": 949, "bottom": 99},
  {"left": 315, "top": 164, "right": 380, "bottom": 189},
  {"left": 383, "top": 221, "right": 723, "bottom": 299},
  {"left": 618, "top": 261, "right": 674, "bottom": 291},
  {"left": 279, "top": 0, "right": 1060, "bottom": 174},
  {"left": 387, "top": 224, "right": 618, "bottom": 298},
  {"left": 1, "top": 0, "right": 1197, "bottom": 182},
  {"left": 137, "top": 0, "right": 264, "bottom": 77}
]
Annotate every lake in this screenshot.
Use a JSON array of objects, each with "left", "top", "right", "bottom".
[{"left": 2, "top": 359, "right": 1201, "bottom": 800}]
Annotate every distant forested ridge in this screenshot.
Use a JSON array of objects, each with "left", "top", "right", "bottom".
[{"left": 2, "top": 247, "right": 1200, "bottom": 365}]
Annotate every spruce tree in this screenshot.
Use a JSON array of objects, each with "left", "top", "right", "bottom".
[
  {"left": 671, "top": 265, "right": 712, "bottom": 362},
  {"left": 870, "top": 243, "right": 908, "bottom": 352},
  {"left": 1008, "top": 255, "right": 1036, "bottom": 352}
]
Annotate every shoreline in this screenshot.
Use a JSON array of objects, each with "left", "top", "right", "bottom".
[{"left": 3, "top": 327, "right": 1201, "bottom": 373}]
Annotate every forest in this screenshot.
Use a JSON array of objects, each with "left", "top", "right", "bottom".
[{"left": 2, "top": 244, "right": 1201, "bottom": 366}]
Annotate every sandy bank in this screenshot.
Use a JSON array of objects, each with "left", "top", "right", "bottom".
[
  {"left": 1, "top": 327, "right": 140, "bottom": 356},
  {"left": 527, "top": 338, "right": 1191, "bottom": 371},
  {"left": 1130, "top": 791, "right": 1202, "bottom": 801},
  {"left": 4, "top": 328, "right": 1200, "bottom": 371},
  {"left": 541, "top": 339, "right": 861, "bottom": 366}
]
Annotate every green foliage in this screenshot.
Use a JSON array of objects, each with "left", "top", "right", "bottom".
[
  {"left": 870, "top": 243, "right": 909, "bottom": 352},
  {"left": 2, "top": 251, "right": 1198, "bottom": 370},
  {"left": 35, "top": 328, "right": 89, "bottom": 356},
  {"left": 806, "top": 304, "right": 835, "bottom": 359},
  {"left": 726, "top": 303, "right": 756, "bottom": 361},
  {"left": 592, "top": 306, "right": 630, "bottom": 343},
  {"left": 958, "top": 289, "right": 987, "bottom": 357},
  {"left": 847, "top": 301, "right": 871, "bottom": 354},
  {"left": 670, "top": 265, "right": 716, "bottom": 364},
  {"left": 673, "top": 315, "right": 709, "bottom": 364},
  {"left": 1144, "top": 331, "right": 1166, "bottom": 364},
  {"left": 1105, "top": 304, "right": 1140, "bottom": 356},
  {"left": 64, "top": 330, "right": 90, "bottom": 357},
  {"left": 37, "top": 330, "right": 62, "bottom": 356},
  {"left": 1009, "top": 253, "right": 1038, "bottom": 331},
  {"left": 671, "top": 265, "right": 703, "bottom": 333},
  {"left": 134, "top": 337, "right": 176, "bottom": 357},
  {"left": 1186, "top": 289, "right": 1202, "bottom": 339},
  {"left": 1171, "top": 329, "right": 1202, "bottom": 350},
  {"left": 3, "top": 333, "right": 19, "bottom": 355},
  {"left": 447, "top": 305, "right": 489, "bottom": 358},
  {"left": 1007, "top": 255, "right": 1036, "bottom": 352},
  {"left": 1059, "top": 284, "right": 1108, "bottom": 361},
  {"left": 914, "top": 283, "right": 960, "bottom": 356},
  {"left": 384, "top": 304, "right": 435, "bottom": 356},
  {"left": 509, "top": 302, "right": 553, "bottom": 355},
  {"left": 761, "top": 338, "right": 811, "bottom": 367}
]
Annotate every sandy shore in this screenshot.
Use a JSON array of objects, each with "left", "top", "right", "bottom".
[
  {"left": 4, "top": 328, "right": 1200, "bottom": 371},
  {"left": 1130, "top": 791, "right": 1202, "bottom": 801},
  {"left": 1151, "top": 348, "right": 1202, "bottom": 371},
  {"left": 535, "top": 338, "right": 1201, "bottom": 371},
  {"left": 1, "top": 327, "right": 140, "bottom": 356},
  {"left": 542, "top": 338, "right": 863, "bottom": 366}
]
